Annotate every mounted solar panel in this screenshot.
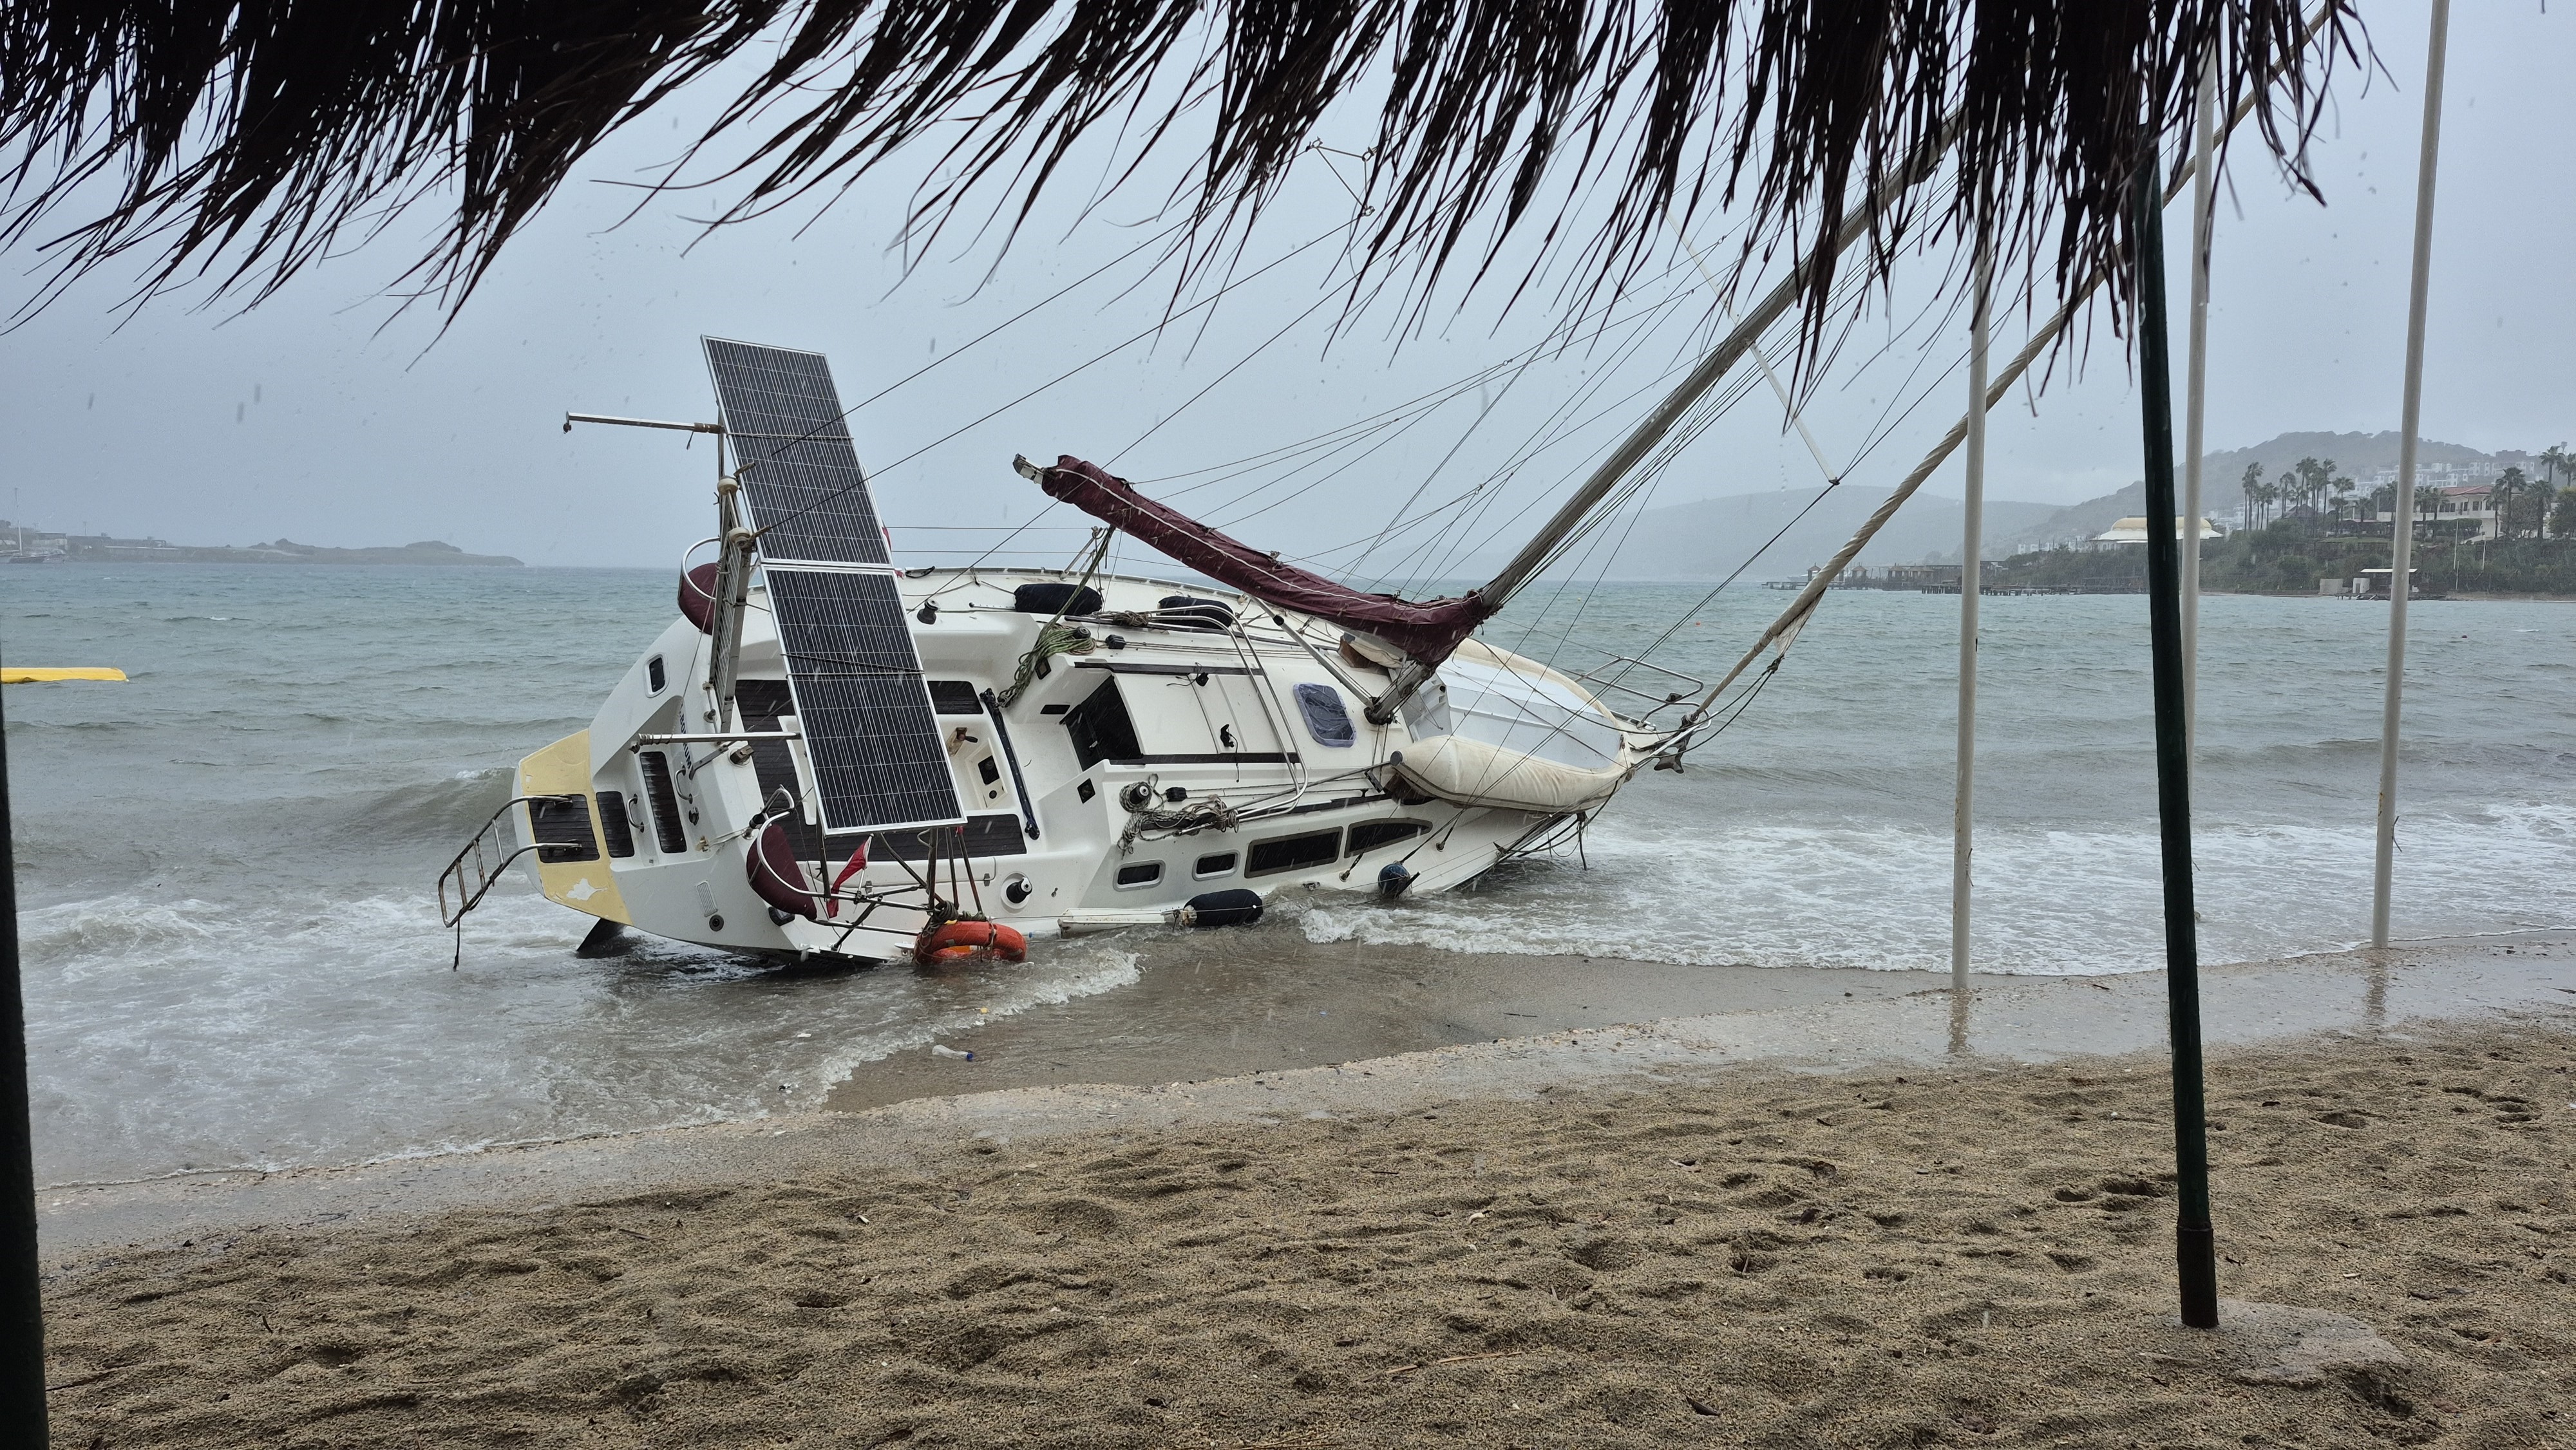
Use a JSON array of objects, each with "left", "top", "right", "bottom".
[
  {"left": 764, "top": 567, "right": 965, "bottom": 836},
  {"left": 703, "top": 337, "right": 891, "bottom": 567}
]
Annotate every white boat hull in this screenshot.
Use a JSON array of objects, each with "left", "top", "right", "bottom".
[{"left": 511, "top": 567, "right": 1644, "bottom": 963}]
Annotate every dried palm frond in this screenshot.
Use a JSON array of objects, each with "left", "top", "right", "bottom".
[{"left": 0, "top": 1, "right": 2354, "bottom": 328}]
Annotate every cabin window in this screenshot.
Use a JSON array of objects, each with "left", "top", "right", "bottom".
[
  {"left": 1246, "top": 829, "right": 1341, "bottom": 878},
  {"left": 1114, "top": 861, "right": 1164, "bottom": 889},
  {"left": 1193, "top": 851, "right": 1237, "bottom": 880},
  {"left": 638, "top": 751, "right": 689, "bottom": 854},
  {"left": 977, "top": 756, "right": 1001, "bottom": 785},
  {"left": 596, "top": 791, "right": 638, "bottom": 858},
  {"left": 929, "top": 679, "right": 983, "bottom": 715},
  {"left": 646, "top": 655, "right": 667, "bottom": 694},
  {"left": 1062, "top": 678, "right": 1142, "bottom": 769},
  {"left": 1347, "top": 820, "right": 1431, "bottom": 856},
  {"left": 528, "top": 796, "right": 600, "bottom": 863}
]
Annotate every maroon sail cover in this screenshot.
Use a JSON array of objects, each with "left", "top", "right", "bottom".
[{"left": 1035, "top": 457, "right": 1494, "bottom": 663}]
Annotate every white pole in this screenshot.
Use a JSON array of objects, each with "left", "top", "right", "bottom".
[
  {"left": 2182, "top": 53, "right": 2218, "bottom": 759},
  {"left": 2373, "top": 0, "right": 2451, "bottom": 949},
  {"left": 1953, "top": 244, "right": 1991, "bottom": 993}
]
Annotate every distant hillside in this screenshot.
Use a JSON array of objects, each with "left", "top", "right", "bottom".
[
  {"left": 1593, "top": 489, "right": 2063, "bottom": 578},
  {"left": 1992, "top": 433, "right": 2535, "bottom": 555},
  {"left": 1453, "top": 431, "right": 2542, "bottom": 581},
  {"left": 59, "top": 536, "right": 523, "bottom": 566}
]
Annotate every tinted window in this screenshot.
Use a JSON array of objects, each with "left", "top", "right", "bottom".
[
  {"left": 1115, "top": 861, "right": 1164, "bottom": 888},
  {"left": 1193, "top": 852, "right": 1237, "bottom": 879},
  {"left": 1347, "top": 820, "right": 1431, "bottom": 855},
  {"left": 646, "top": 655, "right": 667, "bottom": 693},
  {"left": 1246, "top": 829, "right": 1341, "bottom": 878}
]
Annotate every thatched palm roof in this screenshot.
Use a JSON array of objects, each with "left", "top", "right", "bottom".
[{"left": 1, "top": 1, "right": 2351, "bottom": 323}]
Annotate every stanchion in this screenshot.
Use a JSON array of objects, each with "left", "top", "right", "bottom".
[
  {"left": 2134, "top": 159, "right": 2220, "bottom": 1330},
  {"left": 0, "top": 661, "right": 48, "bottom": 1430}
]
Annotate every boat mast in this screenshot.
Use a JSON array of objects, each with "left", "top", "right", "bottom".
[{"left": 1365, "top": 126, "right": 1953, "bottom": 725}]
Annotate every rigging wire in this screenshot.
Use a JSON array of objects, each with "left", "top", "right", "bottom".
[{"left": 757, "top": 220, "right": 1356, "bottom": 547}]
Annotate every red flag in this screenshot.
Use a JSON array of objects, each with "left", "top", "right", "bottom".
[{"left": 824, "top": 838, "right": 870, "bottom": 918}]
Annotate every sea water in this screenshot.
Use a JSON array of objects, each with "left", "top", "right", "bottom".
[{"left": 9, "top": 565, "right": 2571, "bottom": 1184}]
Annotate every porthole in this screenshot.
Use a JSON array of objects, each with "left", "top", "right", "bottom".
[
  {"left": 1114, "top": 861, "right": 1164, "bottom": 889},
  {"left": 1192, "top": 852, "right": 1237, "bottom": 880},
  {"left": 646, "top": 655, "right": 667, "bottom": 693}
]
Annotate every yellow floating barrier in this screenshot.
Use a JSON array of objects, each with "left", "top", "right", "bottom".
[{"left": 2, "top": 667, "right": 126, "bottom": 683}]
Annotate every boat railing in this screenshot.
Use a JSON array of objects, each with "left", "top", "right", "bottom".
[{"left": 439, "top": 794, "right": 585, "bottom": 928}]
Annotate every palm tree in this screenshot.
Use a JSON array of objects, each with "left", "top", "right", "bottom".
[
  {"left": 2239, "top": 462, "right": 2265, "bottom": 534},
  {"left": 2541, "top": 445, "right": 2571, "bottom": 491},
  {"left": 2487, "top": 469, "right": 2521, "bottom": 540},
  {"left": 2415, "top": 484, "right": 2446, "bottom": 543},
  {"left": 0, "top": 5, "right": 2362, "bottom": 332}
]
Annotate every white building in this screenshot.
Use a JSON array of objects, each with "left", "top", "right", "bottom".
[{"left": 2088, "top": 516, "right": 2228, "bottom": 547}]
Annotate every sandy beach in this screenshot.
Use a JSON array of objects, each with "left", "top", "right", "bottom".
[{"left": 39, "top": 937, "right": 2576, "bottom": 1449}]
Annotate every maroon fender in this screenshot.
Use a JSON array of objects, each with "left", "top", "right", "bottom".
[
  {"left": 746, "top": 820, "right": 819, "bottom": 920},
  {"left": 679, "top": 561, "right": 720, "bottom": 633}
]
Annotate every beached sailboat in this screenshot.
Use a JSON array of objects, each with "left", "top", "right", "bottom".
[{"left": 441, "top": 338, "right": 1662, "bottom": 965}]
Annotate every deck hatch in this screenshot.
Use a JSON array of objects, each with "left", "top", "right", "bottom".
[
  {"left": 928, "top": 679, "right": 984, "bottom": 715},
  {"left": 1062, "top": 677, "right": 1142, "bottom": 770},
  {"left": 764, "top": 567, "right": 964, "bottom": 835},
  {"left": 703, "top": 339, "right": 892, "bottom": 569}
]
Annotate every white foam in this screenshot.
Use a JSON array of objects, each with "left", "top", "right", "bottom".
[
  {"left": 1299, "top": 800, "right": 2576, "bottom": 977},
  {"left": 26, "top": 885, "right": 1152, "bottom": 1186}
]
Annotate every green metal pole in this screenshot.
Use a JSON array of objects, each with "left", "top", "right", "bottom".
[
  {"left": 2134, "top": 160, "right": 2219, "bottom": 1329},
  {"left": 0, "top": 651, "right": 48, "bottom": 1427}
]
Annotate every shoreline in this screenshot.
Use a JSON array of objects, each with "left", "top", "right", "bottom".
[{"left": 42, "top": 932, "right": 2576, "bottom": 1262}]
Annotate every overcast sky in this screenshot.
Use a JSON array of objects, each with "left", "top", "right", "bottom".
[{"left": 2, "top": 5, "right": 2566, "bottom": 570}]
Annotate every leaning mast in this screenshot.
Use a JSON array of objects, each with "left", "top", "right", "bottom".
[{"left": 1365, "top": 127, "right": 1955, "bottom": 724}]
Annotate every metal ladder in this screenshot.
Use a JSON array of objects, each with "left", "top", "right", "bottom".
[{"left": 439, "top": 795, "right": 583, "bottom": 929}]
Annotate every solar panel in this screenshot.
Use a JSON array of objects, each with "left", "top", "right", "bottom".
[
  {"left": 703, "top": 337, "right": 891, "bottom": 567},
  {"left": 764, "top": 567, "right": 964, "bottom": 835}
]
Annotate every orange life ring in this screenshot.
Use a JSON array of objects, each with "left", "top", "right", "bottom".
[{"left": 912, "top": 919, "right": 1028, "bottom": 965}]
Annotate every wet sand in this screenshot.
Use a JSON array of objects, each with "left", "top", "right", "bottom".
[
  {"left": 824, "top": 932, "right": 1944, "bottom": 1114},
  {"left": 39, "top": 937, "right": 2576, "bottom": 1447}
]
